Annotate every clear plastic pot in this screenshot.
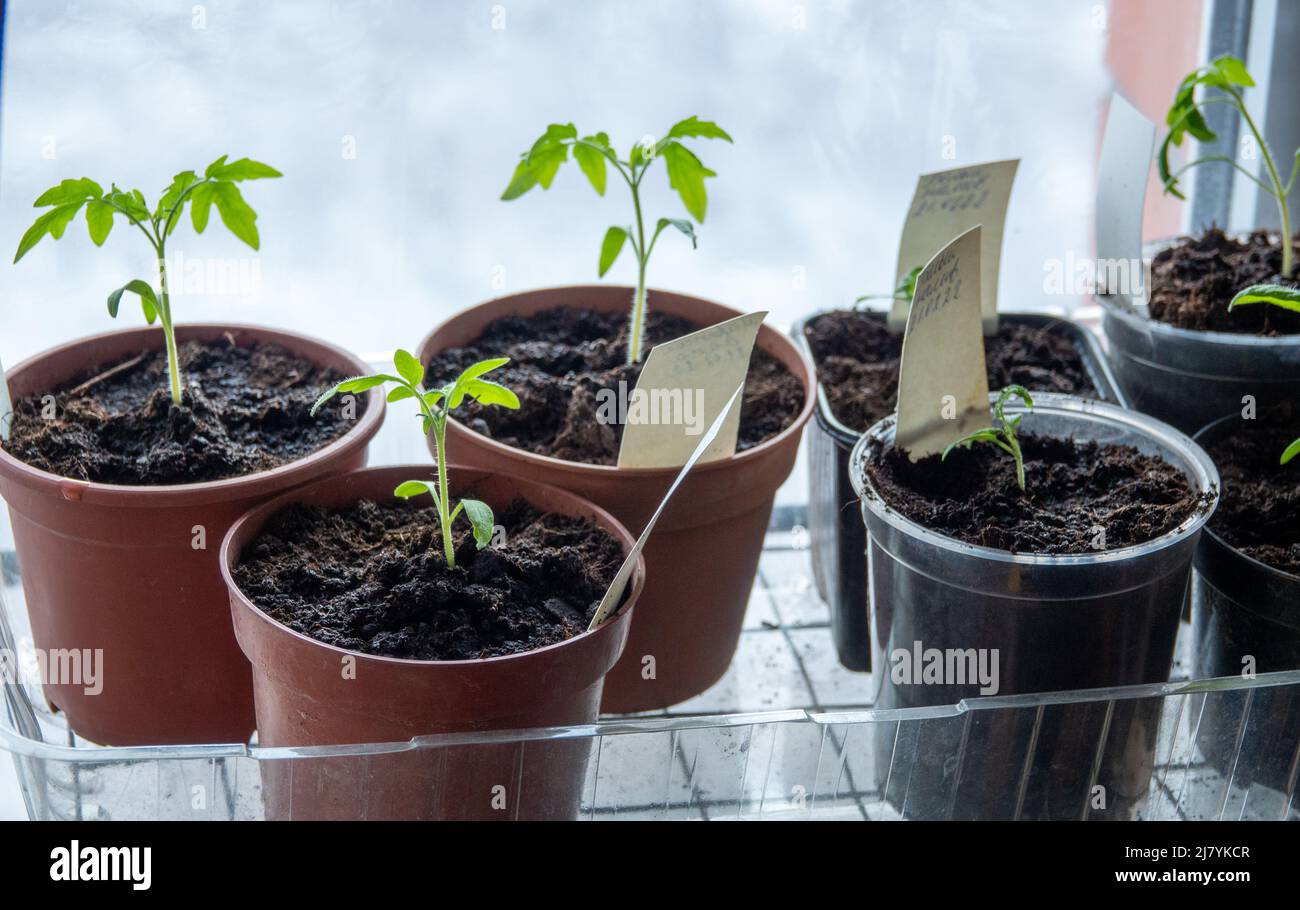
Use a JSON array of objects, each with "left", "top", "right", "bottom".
[
  {"left": 793, "top": 310, "right": 1125, "bottom": 672},
  {"left": 1190, "top": 414, "right": 1300, "bottom": 794},
  {"left": 849, "top": 394, "right": 1219, "bottom": 819},
  {"left": 1099, "top": 241, "right": 1300, "bottom": 435}
]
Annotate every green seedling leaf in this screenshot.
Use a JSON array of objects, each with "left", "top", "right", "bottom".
[
  {"left": 460, "top": 499, "right": 495, "bottom": 549},
  {"left": 211, "top": 181, "right": 260, "bottom": 249},
  {"left": 666, "top": 116, "right": 734, "bottom": 143},
  {"left": 85, "top": 201, "right": 115, "bottom": 246},
  {"left": 655, "top": 218, "right": 697, "bottom": 249},
  {"left": 854, "top": 266, "right": 922, "bottom": 306},
  {"left": 190, "top": 182, "right": 216, "bottom": 233},
  {"left": 461, "top": 378, "right": 520, "bottom": 409},
  {"left": 33, "top": 178, "right": 103, "bottom": 207},
  {"left": 661, "top": 141, "right": 716, "bottom": 223},
  {"left": 573, "top": 139, "right": 607, "bottom": 195},
  {"left": 393, "top": 348, "right": 425, "bottom": 386},
  {"left": 14, "top": 203, "right": 84, "bottom": 262},
  {"left": 107, "top": 280, "right": 159, "bottom": 324},
  {"left": 206, "top": 158, "right": 283, "bottom": 182},
  {"left": 599, "top": 226, "right": 628, "bottom": 276},
  {"left": 1228, "top": 283, "right": 1300, "bottom": 313},
  {"left": 1282, "top": 438, "right": 1300, "bottom": 465},
  {"left": 310, "top": 373, "right": 399, "bottom": 414},
  {"left": 448, "top": 357, "right": 510, "bottom": 407},
  {"left": 394, "top": 480, "right": 432, "bottom": 498},
  {"left": 387, "top": 386, "right": 416, "bottom": 403}
]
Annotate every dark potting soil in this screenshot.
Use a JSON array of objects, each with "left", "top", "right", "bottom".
[
  {"left": 864, "top": 436, "right": 1205, "bottom": 554},
  {"left": 424, "top": 307, "right": 804, "bottom": 465},
  {"left": 1204, "top": 422, "right": 1300, "bottom": 575},
  {"left": 803, "top": 311, "right": 1097, "bottom": 433},
  {"left": 2, "top": 339, "right": 360, "bottom": 485},
  {"left": 234, "top": 498, "right": 624, "bottom": 660},
  {"left": 1148, "top": 228, "right": 1300, "bottom": 335}
]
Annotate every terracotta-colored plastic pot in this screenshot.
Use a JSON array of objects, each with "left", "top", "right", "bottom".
[
  {"left": 0, "top": 324, "right": 384, "bottom": 746},
  {"left": 224, "top": 465, "right": 644, "bottom": 821},
  {"left": 418, "top": 286, "right": 815, "bottom": 713}
]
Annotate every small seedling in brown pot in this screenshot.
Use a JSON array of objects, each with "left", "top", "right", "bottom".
[
  {"left": 500, "top": 116, "right": 731, "bottom": 364},
  {"left": 942, "top": 385, "right": 1034, "bottom": 492},
  {"left": 12, "top": 156, "right": 282, "bottom": 405},
  {"left": 313, "top": 352, "right": 519, "bottom": 567}
]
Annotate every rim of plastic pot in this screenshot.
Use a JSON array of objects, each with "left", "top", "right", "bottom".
[
  {"left": 220, "top": 464, "right": 647, "bottom": 670},
  {"left": 416, "top": 284, "right": 817, "bottom": 480},
  {"left": 1098, "top": 233, "right": 1300, "bottom": 349},
  {"left": 1194, "top": 411, "right": 1300, "bottom": 589},
  {"left": 849, "top": 393, "right": 1220, "bottom": 567},
  {"left": 0, "top": 323, "right": 386, "bottom": 508}
]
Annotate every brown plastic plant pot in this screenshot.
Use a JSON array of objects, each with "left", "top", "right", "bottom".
[
  {"left": 417, "top": 286, "right": 815, "bottom": 714},
  {"left": 223, "top": 465, "right": 645, "bottom": 821},
  {"left": 0, "top": 324, "right": 385, "bottom": 746}
]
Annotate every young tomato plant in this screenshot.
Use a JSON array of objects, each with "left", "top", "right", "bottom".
[
  {"left": 13, "top": 156, "right": 281, "bottom": 406},
  {"left": 312, "top": 352, "right": 519, "bottom": 568},
  {"left": 855, "top": 266, "right": 921, "bottom": 307},
  {"left": 500, "top": 116, "right": 732, "bottom": 364},
  {"left": 1159, "top": 54, "right": 1298, "bottom": 277},
  {"left": 942, "top": 385, "right": 1034, "bottom": 492}
]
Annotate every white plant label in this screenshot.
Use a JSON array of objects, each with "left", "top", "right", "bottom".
[
  {"left": 0, "top": 356, "right": 12, "bottom": 442},
  {"left": 888, "top": 159, "right": 1018, "bottom": 335},
  {"left": 1096, "top": 92, "right": 1155, "bottom": 304},
  {"left": 616, "top": 311, "right": 764, "bottom": 469},
  {"left": 590, "top": 383, "right": 745, "bottom": 630},
  {"left": 894, "top": 225, "right": 990, "bottom": 460}
]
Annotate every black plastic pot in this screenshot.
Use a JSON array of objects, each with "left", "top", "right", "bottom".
[
  {"left": 850, "top": 395, "right": 1219, "bottom": 819},
  {"left": 792, "top": 311, "right": 1125, "bottom": 672},
  {"left": 1100, "top": 295, "right": 1300, "bottom": 435},
  {"left": 1191, "top": 414, "right": 1300, "bottom": 794}
]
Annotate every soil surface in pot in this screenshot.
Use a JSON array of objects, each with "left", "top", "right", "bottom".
[
  {"left": 1204, "top": 422, "right": 1300, "bottom": 575},
  {"left": 425, "top": 307, "right": 804, "bottom": 465},
  {"left": 1148, "top": 229, "right": 1300, "bottom": 335},
  {"left": 2, "top": 339, "right": 359, "bottom": 485},
  {"left": 864, "top": 436, "right": 1204, "bottom": 554},
  {"left": 804, "top": 311, "right": 1097, "bottom": 433},
  {"left": 234, "top": 498, "right": 623, "bottom": 659}
]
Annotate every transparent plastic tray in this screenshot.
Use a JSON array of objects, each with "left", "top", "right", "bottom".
[{"left": 4, "top": 524, "right": 1298, "bottom": 821}]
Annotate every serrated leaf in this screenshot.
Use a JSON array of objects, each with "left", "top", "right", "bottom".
[
  {"left": 528, "top": 123, "right": 577, "bottom": 157},
  {"left": 666, "top": 116, "right": 733, "bottom": 143},
  {"left": 14, "top": 202, "right": 85, "bottom": 263},
  {"left": 393, "top": 349, "right": 425, "bottom": 386},
  {"left": 599, "top": 226, "right": 627, "bottom": 276},
  {"left": 190, "top": 182, "right": 215, "bottom": 233},
  {"left": 33, "top": 178, "right": 102, "bottom": 207},
  {"left": 104, "top": 187, "right": 150, "bottom": 223},
  {"left": 1228, "top": 283, "right": 1300, "bottom": 313},
  {"left": 662, "top": 142, "right": 716, "bottom": 222},
  {"left": 85, "top": 200, "right": 114, "bottom": 246},
  {"left": 211, "top": 181, "right": 260, "bottom": 249},
  {"left": 206, "top": 158, "right": 282, "bottom": 182},
  {"left": 573, "top": 140, "right": 607, "bottom": 195},
  {"left": 460, "top": 498, "right": 495, "bottom": 549},
  {"left": 204, "top": 155, "right": 229, "bottom": 178},
  {"left": 501, "top": 158, "right": 540, "bottom": 200}
]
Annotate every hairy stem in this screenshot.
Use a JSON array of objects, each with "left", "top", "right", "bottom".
[
  {"left": 433, "top": 416, "right": 455, "bottom": 568},
  {"left": 155, "top": 249, "right": 183, "bottom": 406},
  {"left": 1237, "top": 96, "right": 1294, "bottom": 276},
  {"left": 627, "top": 178, "right": 649, "bottom": 364}
]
